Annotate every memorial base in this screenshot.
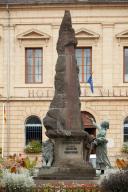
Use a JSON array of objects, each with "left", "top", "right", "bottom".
[
  {"left": 37, "top": 136, "right": 96, "bottom": 180},
  {"left": 37, "top": 166, "right": 96, "bottom": 180}
]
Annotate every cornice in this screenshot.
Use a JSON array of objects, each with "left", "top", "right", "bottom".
[{"left": 0, "top": 3, "right": 128, "bottom": 10}]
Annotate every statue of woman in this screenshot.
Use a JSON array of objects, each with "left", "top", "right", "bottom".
[{"left": 90, "top": 118, "right": 112, "bottom": 174}]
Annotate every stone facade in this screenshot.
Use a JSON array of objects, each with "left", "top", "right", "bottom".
[{"left": 0, "top": 2, "right": 128, "bottom": 165}]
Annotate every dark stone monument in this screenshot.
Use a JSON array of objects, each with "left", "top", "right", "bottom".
[{"left": 38, "top": 10, "right": 96, "bottom": 179}]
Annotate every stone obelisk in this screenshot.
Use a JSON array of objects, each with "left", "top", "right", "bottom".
[
  {"left": 43, "top": 11, "right": 83, "bottom": 137},
  {"left": 39, "top": 10, "right": 95, "bottom": 179}
]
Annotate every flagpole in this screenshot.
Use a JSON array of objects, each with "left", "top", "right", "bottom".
[{"left": 2, "top": 103, "right": 5, "bottom": 158}]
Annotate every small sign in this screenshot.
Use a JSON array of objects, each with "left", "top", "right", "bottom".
[{"left": 64, "top": 145, "right": 78, "bottom": 154}]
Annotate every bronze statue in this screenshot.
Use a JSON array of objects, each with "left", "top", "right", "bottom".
[{"left": 90, "top": 118, "right": 112, "bottom": 174}]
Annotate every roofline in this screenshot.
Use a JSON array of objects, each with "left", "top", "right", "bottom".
[
  {"left": 0, "top": 1, "right": 128, "bottom": 6},
  {"left": 0, "top": 2, "right": 128, "bottom": 8}
]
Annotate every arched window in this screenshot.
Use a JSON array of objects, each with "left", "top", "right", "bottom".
[
  {"left": 124, "top": 117, "right": 128, "bottom": 143},
  {"left": 25, "top": 115, "right": 42, "bottom": 144}
]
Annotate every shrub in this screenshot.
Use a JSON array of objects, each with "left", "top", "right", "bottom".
[
  {"left": 22, "top": 156, "right": 38, "bottom": 176},
  {"left": 2, "top": 169, "right": 35, "bottom": 192},
  {"left": 0, "top": 154, "right": 38, "bottom": 177},
  {"left": 24, "top": 140, "right": 42, "bottom": 153},
  {"left": 100, "top": 169, "right": 128, "bottom": 192},
  {"left": 116, "top": 158, "right": 128, "bottom": 170},
  {"left": 122, "top": 143, "right": 128, "bottom": 153},
  {"left": 0, "top": 154, "right": 38, "bottom": 191}
]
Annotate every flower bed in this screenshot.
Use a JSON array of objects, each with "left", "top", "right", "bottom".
[
  {"left": 0, "top": 154, "right": 38, "bottom": 191},
  {"left": 0, "top": 154, "right": 101, "bottom": 192},
  {"left": 41, "top": 183, "right": 100, "bottom": 192},
  {"left": 0, "top": 184, "right": 100, "bottom": 192}
]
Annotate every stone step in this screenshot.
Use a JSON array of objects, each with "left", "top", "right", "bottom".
[{"left": 34, "top": 178, "right": 99, "bottom": 185}]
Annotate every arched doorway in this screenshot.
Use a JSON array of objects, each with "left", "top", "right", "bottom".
[
  {"left": 81, "top": 111, "right": 96, "bottom": 156},
  {"left": 81, "top": 111, "right": 96, "bottom": 137},
  {"left": 25, "top": 115, "right": 42, "bottom": 144}
]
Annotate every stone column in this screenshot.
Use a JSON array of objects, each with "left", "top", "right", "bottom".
[{"left": 102, "top": 23, "right": 114, "bottom": 89}]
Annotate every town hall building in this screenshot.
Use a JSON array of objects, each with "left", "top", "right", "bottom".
[{"left": 0, "top": 0, "right": 128, "bottom": 165}]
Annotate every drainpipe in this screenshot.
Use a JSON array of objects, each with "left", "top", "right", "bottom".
[
  {"left": 6, "top": 3, "right": 11, "bottom": 156},
  {"left": 6, "top": 4, "right": 10, "bottom": 100}
]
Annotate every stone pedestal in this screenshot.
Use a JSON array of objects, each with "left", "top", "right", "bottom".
[
  {"left": 54, "top": 137, "right": 86, "bottom": 167},
  {"left": 38, "top": 136, "right": 96, "bottom": 180}
]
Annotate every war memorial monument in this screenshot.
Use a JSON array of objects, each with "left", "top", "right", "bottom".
[{"left": 38, "top": 10, "right": 96, "bottom": 180}]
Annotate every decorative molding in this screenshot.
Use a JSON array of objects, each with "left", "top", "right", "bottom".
[
  {"left": 116, "top": 30, "right": 128, "bottom": 46},
  {"left": 116, "top": 30, "right": 128, "bottom": 39},
  {"left": 102, "top": 23, "right": 114, "bottom": 28},
  {"left": 17, "top": 28, "right": 50, "bottom": 40},
  {"left": 17, "top": 29, "right": 51, "bottom": 46},
  {"left": 75, "top": 28, "right": 100, "bottom": 40}
]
